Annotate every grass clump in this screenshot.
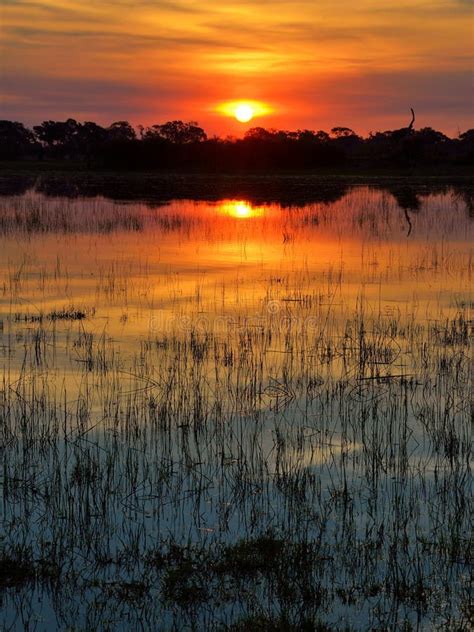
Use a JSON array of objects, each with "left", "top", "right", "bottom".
[{"left": 214, "top": 533, "right": 285, "bottom": 576}]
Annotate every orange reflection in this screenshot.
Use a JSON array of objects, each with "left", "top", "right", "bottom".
[{"left": 217, "top": 200, "right": 265, "bottom": 219}]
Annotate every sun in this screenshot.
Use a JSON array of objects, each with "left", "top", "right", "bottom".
[
  {"left": 234, "top": 104, "right": 254, "bottom": 123},
  {"left": 215, "top": 100, "right": 272, "bottom": 123},
  {"left": 218, "top": 200, "right": 265, "bottom": 219}
]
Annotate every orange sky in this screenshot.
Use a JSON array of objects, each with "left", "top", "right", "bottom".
[{"left": 1, "top": 0, "right": 473, "bottom": 135}]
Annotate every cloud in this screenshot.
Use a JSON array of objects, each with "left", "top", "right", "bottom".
[{"left": 1, "top": 0, "right": 472, "bottom": 133}]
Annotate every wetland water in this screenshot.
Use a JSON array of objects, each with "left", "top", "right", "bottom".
[{"left": 0, "top": 177, "right": 472, "bottom": 631}]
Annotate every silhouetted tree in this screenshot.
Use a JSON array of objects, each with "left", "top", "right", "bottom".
[
  {"left": 0, "top": 121, "right": 37, "bottom": 159},
  {"left": 331, "top": 127, "right": 357, "bottom": 138},
  {"left": 147, "top": 121, "right": 207, "bottom": 144},
  {"left": 459, "top": 129, "right": 474, "bottom": 144},
  {"left": 365, "top": 109, "right": 419, "bottom": 165},
  {"left": 454, "top": 129, "right": 474, "bottom": 165},
  {"left": 385, "top": 108, "right": 416, "bottom": 142},
  {"left": 244, "top": 127, "right": 276, "bottom": 141},
  {"left": 107, "top": 121, "right": 136, "bottom": 142},
  {"left": 331, "top": 127, "right": 362, "bottom": 157},
  {"left": 303, "top": 130, "right": 330, "bottom": 142},
  {"left": 33, "top": 118, "right": 81, "bottom": 157},
  {"left": 1, "top": 114, "right": 472, "bottom": 171},
  {"left": 76, "top": 122, "right": 108, "bottom": 166}
]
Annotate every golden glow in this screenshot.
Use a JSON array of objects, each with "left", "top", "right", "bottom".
[
  {"left": 235, "top": 104, "right": 254, "bottom": 123},
  {"left": 1, "top": 2, "right": 471, "bottom": 132},
  {"left": 216, "top": 101, "right": 272, "bottom": 123},
  {"left": 217, "top": 200, "right": 265, "bottom": 219}
]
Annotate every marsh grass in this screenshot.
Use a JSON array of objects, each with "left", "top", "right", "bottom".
[{"left": 0, "top": 182, "right": 472, "bottom": 631}]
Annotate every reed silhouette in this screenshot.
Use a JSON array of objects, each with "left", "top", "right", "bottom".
[{"left": 1, "top": 172, "right": 472, "bottom": 220}]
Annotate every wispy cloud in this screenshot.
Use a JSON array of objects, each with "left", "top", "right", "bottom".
[{"left": 1, "top": 0, "right": 472, "bottom": 133}]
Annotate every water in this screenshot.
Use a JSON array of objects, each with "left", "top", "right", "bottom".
[{"left": 0, "top": 177, "right": 472, "bottom": 631}]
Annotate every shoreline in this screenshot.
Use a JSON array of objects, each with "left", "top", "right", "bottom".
[{"left": 1, "top": 160, "right": 473, "bottom": 179}]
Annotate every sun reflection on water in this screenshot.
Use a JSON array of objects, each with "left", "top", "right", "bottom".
[{"left": 217, "top": 200, "right": 265, "bottom": 219}]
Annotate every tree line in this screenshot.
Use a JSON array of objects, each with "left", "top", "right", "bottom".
[{"left": 1, "top": 116, "right": 473, "bottom": 170}]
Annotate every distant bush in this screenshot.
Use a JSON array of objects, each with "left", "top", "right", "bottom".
[{"left": 1, "top": 116, "right": 473, "bottom": 170}]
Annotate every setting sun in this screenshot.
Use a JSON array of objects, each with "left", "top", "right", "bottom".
[
  {"left": 234, "top": 104, "right": 254, "bottom": 123},
  {"left": 216, "top": 100, "right": 272, "bottom": 124}
]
